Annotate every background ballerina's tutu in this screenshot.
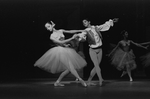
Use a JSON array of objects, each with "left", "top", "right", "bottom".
[
  {"left": 141, "top": 50, "right": 150, "bottom": 67},
  {"left": 139, "top": 41, "right": 150, "bottom": 67},
  {"left": 110, "top": 47, "right": 136, "bottom": 71}
]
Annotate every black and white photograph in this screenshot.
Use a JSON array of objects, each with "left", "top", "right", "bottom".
[{"left": 1, "top": 0, "right": 150, "bottom": 99}]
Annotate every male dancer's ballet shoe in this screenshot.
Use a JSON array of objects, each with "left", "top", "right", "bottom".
[
  {"left": 54, "top": 82, "right": 65, "bottom": 87},
  {"left": 99, "top": 81, "right": 103, "bottom": 86},
  {"left": 101, "top": 79, "right": 104, "bottom": 82},
  {"left": 87, "top": 82, "right": 97, "bottom": 86},
  {"left": 79, "top": 79, "right": 87, "bottom": 87}
]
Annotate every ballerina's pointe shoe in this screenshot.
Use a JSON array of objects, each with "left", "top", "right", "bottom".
[
  {"left": 54, "top": 82, "right": 65, "bottom": 87},
  {"left": 80, "top": 80, "right": 87, "bottom": 87},
  {"left": 87, "top": 82, "right": 97, "bottom": 86}
]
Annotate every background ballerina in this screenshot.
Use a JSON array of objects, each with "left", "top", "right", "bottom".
[
  {"left": 108, "top": 30, "right": 147, "bottom": 81},
  {"left": 140, "top": 41, "right": 150, "bottom": 68},
  {"left": 34, "top": 21, "right": 87, "bottom": 87}
]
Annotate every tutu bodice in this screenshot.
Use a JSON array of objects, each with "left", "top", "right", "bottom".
[{"left": 119, "top": 40, "right": 131, "bottom": 52}]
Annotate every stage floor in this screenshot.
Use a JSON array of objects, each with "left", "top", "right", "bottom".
[{"left": 0, "top": 78, "right": 150, "bottom": 99}]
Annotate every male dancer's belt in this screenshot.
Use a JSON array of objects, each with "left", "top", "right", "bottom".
[{"left": 91, "top": 46, "right": 102, "bottom": 49}]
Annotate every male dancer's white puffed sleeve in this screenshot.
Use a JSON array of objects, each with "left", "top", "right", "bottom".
[{"left": 96, "top": 19, "right": 114, "bottom": 32}]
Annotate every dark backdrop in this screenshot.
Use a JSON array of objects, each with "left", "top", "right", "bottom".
[{"left": 1, "top": 0, "right": 150, "bottom": 81}]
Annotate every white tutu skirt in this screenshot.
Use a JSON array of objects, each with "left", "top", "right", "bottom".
[
  {"left": 110, "top": 48, "right": 136, "bottom": 71},
  {"left": 141, "top": 52, "right": 150, "bottom": 67},
  {"left": 34, "top": 46, "right": 87, "bottom": 74}
]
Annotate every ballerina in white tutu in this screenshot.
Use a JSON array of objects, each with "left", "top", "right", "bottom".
[
  {"left": 34, "top": 21, "right": 87, "bottom": 87},
  {"left": 108, "top": 30, "right": 147, "bottom": 81}
]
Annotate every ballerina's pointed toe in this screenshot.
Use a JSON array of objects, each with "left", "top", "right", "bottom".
[{"left": 54, "top": 82, "right": 65, "bottom": 87}]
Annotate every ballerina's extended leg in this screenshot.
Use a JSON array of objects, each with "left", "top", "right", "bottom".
[
  {"left": 126, "top": 65, "right": 133, "bottom": 82},
  {"left": 54, "top": 70, "right": 70, "bottom": 86},
  {"left": 69, "top": 61, "right": 87, "bottom": 87}
]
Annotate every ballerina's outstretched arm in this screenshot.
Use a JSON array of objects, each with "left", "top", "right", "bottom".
[
  {"left": 130, "top": 40, "right": 148, "bottom": 49},
  {"left": 50, "top": 34, "right": 78, "bottom": 44},
  {"left": 139, "top": 41, "right": 150, "bottom": 45},
  {"left": 63, "top": 29, "right": 85, "bottom": 34},
  {"left": 50, "top": 21, "right": 84, "bottom": 34}
]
